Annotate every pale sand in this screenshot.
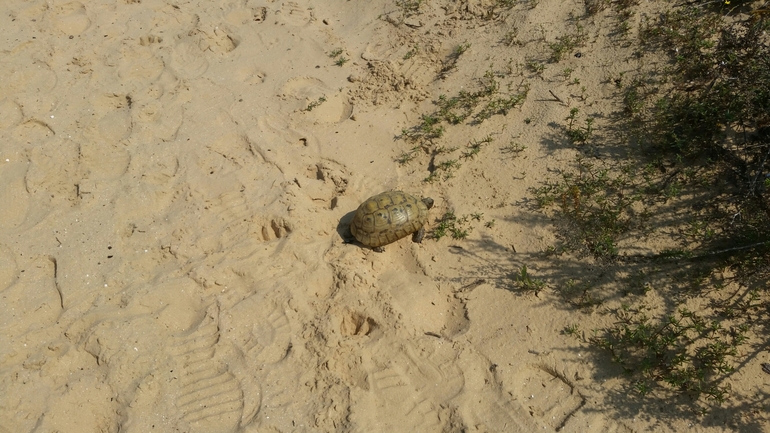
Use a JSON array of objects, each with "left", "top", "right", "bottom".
[{"left": 0, "top": 0, "right": 765, "bottom": 432}]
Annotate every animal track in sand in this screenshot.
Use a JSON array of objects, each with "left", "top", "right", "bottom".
[
  {"left": 257, "top": 217, "right": 293, "bottom": 242},
  {"left": 339, "top": 310, "right": 377, "bottom": 337},
  {"left": 138, "top": 34, "right": 163, "bottom": 46},
  {"left": 309, "top": 160, "right": 350, "bottom": 194}
]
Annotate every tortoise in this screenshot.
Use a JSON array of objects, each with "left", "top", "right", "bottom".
[{"left": 350, "top": 191, "right": 434, "bottom": 252}]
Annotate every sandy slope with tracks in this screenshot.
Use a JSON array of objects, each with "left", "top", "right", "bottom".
[{"left": 1, "top": 0, "right": 765, "bottom": 432}]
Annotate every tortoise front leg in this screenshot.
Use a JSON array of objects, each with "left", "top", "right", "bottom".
[{"left": 412, "top": 227, "right": 426, "bottom": 243}]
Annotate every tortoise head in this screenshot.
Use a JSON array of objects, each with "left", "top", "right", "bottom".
[{"left": 421, "top": 197, "right": 434, "bottom": 209}]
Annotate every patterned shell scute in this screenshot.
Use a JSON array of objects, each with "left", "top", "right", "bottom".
[{"left": 351, "top": 191, "right": 429, "bottom": 248}]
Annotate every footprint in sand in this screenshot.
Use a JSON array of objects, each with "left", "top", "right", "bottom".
[
  {"left": 0, "top": 162, "right": 31, "bottom": 230},
  {"left": 0, "top": 99, "right": 23, "bottom": 130},
  {"left": 0, "top": 55, "right": 58, "bottom": 117},
  {"left": 168, "top": 305, "right": 248, "bottom": 431},
  {"left": 220, "top": 293, "right": 292, "bottom": 368},
  {"left": 512, "top": 363, "right": 586, "bottom": 431},
  {"left": 231, "top": 64, "right": 267, "bottom": 85},
  {"left": 71, "top": 94, "right": 133, "bottom": 183},
  {"left": 166, "top": 299, "right": 291, "bottom": 432},
  {"left": 250, "top": 114, "right": 326, "bottom": 179},
  {"left": 81, "top": 278, "right": 293, "bottom": 433},
  {"left": 224, "top": 1, "right": 268, "bottom": 26},
  {"left": 169, "top": 38, "right": 209, "bottom": 79},
  {"left": 353, "top": 336, "right": 465, "bottom": 432},
  {"left": 275, "top": 1, "right": 314, "bottom": 27},
  {"left": 0, "top": 245, "right": 18, "bottom": 292},
  {"left": 281, "top": 76, "right": 353, "bottom": 123},
  {"left": 362, "top": 39, "right": 436, "bottom": 87},
  {"left": 97, "top": 107, "right": 132, "bottom": 142},
  {"left": 114, "top": 43, "right": 165, "bottom": 90},
  {"left": 379, "top": 269, "right": 469, "bottom": 337},
  {"left": 0, "top": 59, "right": 58, "bottom": 99},
  {"left": 355, "top": 39, "right": 434, "bottom": 103},
  {"left": 120, "top": 304, "right": 249, "bottom": 433},
  {"left": 130, "top": 81, "right": 185, "bottom": 142},
  {"left": 47, "top": 1, "right": 91, "bottom": 35},
  {"left": 26, "top": 136, "right": 80, "bottom": 202},
  {"left": 77, "top": 136, "right": 131, "bottom": 183},
  {"left": 0, "top": 256, "right": 62, "bottom": 336},
  {"left": 197, "top": 25, "right": 240, "bottom": 54}
]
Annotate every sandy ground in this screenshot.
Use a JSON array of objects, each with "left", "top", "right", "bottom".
[{"left": 1, "top": 0, "right": 767, "bottom": 432}]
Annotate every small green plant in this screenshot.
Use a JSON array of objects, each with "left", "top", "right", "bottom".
[
  {"left": 426, "top": 159, "right": 461, "bottom": 182},
  {"left": 303, "top": 95, "right": 327, "bottom": 112},
  {"left": 513, "top": 265, "right": 546, "bottom": 294},
  {"left": 578, "top": 85, "right": 587, "bottom": 101},
  {"left": 403, "top": 45, "right": 418, "bottom": 60},
  {"left": 618, "top": 16, "right": 632, "bottom": 36},
  {"left": 584, "top": 0, "right": 610, "bottom": 15},
  {"left": 549, "top": 23, "right": 587, "bottom": 62},
  {"left": 556, "top": 278, "right": 603, "bottom": 309},
  {"left": 563, "top": 324, "right": 581, "bottom": 337},
  {"left": 525, "top": 59, "right": 545, "bottom": 77},
  {"left": 401, "top": 113, "right": 445, "bottom": 142},
  {"left": 590, "top": 307, "right": 748, "bottom": 404},
  {"left": 531, "top": 155, "right": 646, "bottom": 260},
  {"left": 396, "top": 0, "right": 423, "bottom": 16},
  {"left": 396, "top": 145, "right": 421, "bottom": 165},
  {"left": 501, "top": 141, "right": 527, "bottom": 156},
  {"left": 440, "top": 42, "right": 471, "bottom": 77},
  {"left": 613, "top": 71, "right": 626, "bottom": 88},
  {"left": 436, "top": 92, "right": 478, "bottom": 125},
  {"left": 462, "top": 135, "right": 494, "bottom": 159},
  {"left": 453, "top": 42, "right": 471, "bottom": 57},
  {"left": 530, "top": 1, "right": 770, "bottom": 417},
  {"left": 474, "top": 85, "right": 529, "bottom": 122},
  {"left": 432, "top": 212, "right": 476, "bottom": 240},
  {"left": 329, "top": 48, "right": 344, "bottom": 58},
  {"left": 335, "top": 56, "right": 349, "bottom": 66},
  {"left": 565, "top": 108, "right": 594, "bottom": 144},
  {"left": 502, "top": 27, "right": 521, "bottom": 46}
]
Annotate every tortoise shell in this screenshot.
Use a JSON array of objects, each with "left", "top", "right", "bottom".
[{"left": 350, "top": 191, "right": 434, "bottom": 248}]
